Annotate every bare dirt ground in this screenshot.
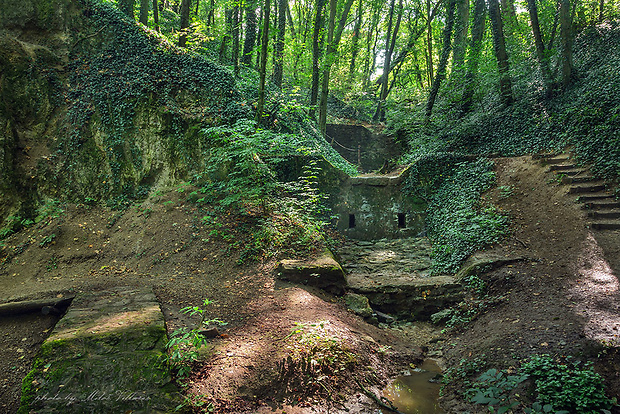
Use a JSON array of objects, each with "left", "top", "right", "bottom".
[
  {"left": 1, "top": 155, "right": 620, "bottom": 413},
  {"left": 0, "top": 188, "right": 424, "bottom": 413}
]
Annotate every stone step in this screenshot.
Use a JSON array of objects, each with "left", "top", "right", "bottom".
[
  {"left": 549, "top": 164, "right": 578, "bottom": 172},
  {"left": 576, "top": 193, "right": 615, "bottom": 203},
  {"left": 561, "top": 175, "right": 597, "bottom": 184},
  {"left": 568, "top": 183, "right": 607, "bottom": 194},
  {"left": 588, "top": 210, "right": 620, "bottom": 220},
  {"left": 552, "top": 168, "right": 588, "bottom": 176},
  {"left": 590, "top": 222, "right": 620, "bottom": 230},
  {"left": 582, "top": 200, "right": 620, "bottom": 210},
  {"left": 544, "top": 155, "right": 572, "bottom": 165}
]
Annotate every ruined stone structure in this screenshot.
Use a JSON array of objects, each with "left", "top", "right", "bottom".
[
  {"left": 331, "top": 168, "right": 427, "bottom": 240},
  {"left": 325, "top": 124, "right": 403, "bottom": 173}
]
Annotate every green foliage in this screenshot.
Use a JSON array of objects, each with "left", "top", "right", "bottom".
[
  {"left": 0, "top": 216, "right": 28, "bottom": 240},
  {"left": 35, "top": 200, "right": 64, "bottom": 223},
  {"left": 279, "top": 321, "right": 358, "bottom": 397},
  {"left": 174, "top": 393, "right": 215, "bottom": 412},
  {"left": 461, "top": 356, "right": 614, "bottom": 414},
  {"left": 442, "top": 355, "right": 488, "bottom": 392},
  {"left": 39, "top": 233, "right": 56, "bottom": 247},
  {"left": 441, "top": 298, "right": 490, "bottom": 330},
  {"left": 393, "top": 23, "right": 620, "bottom": 186},
  {"left": 467, "top": 368, "right": 529, "bottom": 414},
  {"left": 522, "top": 355, "right": 615, "bottom": 414},
  {"left": 180, "top": 299, "right": 226, "bottom": 327},
  {"left": 464, "top": 275, "right": 486, "bottom": 297},
  {"left": 165, "top": 299, "right": 225, "bottom": 378},
  {"left": 55, "top": 0, "right": 248, "bottom": 203},
  {"left": 406, "top": 157, "right": 509, "bottom": 273},
  {"left": 165, "top": 327, "right": 208, "bottom": 378}
]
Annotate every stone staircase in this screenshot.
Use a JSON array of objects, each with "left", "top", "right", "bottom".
[{"left": 539, "top": 153, "right": 620, "bottom": 230}]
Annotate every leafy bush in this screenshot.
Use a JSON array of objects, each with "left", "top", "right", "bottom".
[
  {"left": 165, "top": 299, "right": 225, "bottom": 378},
  {"left": 277, "top": 321, "right": 358, "bottom": 399},
  {"left": 463, "top": 355, "right": 615, "bottom": 414},
  {"left": 522, "top": 355, "right": 615, "bottom": 414},
  {"left": 406, "top": 157, "right": 509, "bottom": 273},
  {"left": 468, "top": 368, "right": 529, "bottom": 414}
]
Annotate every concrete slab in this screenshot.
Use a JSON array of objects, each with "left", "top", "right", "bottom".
[{"left": 20, "top": 287, "right": 179, "bottom": 413}]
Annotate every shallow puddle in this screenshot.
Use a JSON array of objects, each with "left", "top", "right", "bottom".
[{"left": 382, "top": 359, "right": 445, "bottom": 414}]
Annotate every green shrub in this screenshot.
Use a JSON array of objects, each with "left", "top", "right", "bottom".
[
  {"left": 406, "top": 157, "right": 509, "bottom": 273},
  {"left": 522, "top": 355, "right": 615, "bottom": 414}
]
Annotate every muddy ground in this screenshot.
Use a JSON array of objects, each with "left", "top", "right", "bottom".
[{"left": 1, "top": 155, "right": 620, "bottom": 413}]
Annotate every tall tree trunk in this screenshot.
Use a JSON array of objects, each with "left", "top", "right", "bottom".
[
  {"left": 599, "top": 0, "right": 604, "bottom": 22},
  {"left": 272, "top": 0, "right": 287, "bottom": 87},
  {"left": 139, "top": 0, "right": 149, "bottom": 24},
  {"left": 425, "top": 0, "right": 434, "bottom": 85},
  {"left": 152, "top": 0, "right": 160, "bottom": 30},
  {"left": 348, "top": 0, "right": 363, "bottom": 84},
  {"left": 488, "top": 0, "right": 513, "bottom": 105},
  {"left": 373, "top": 0, "right": 400, "bottom": 122},
  {"left": 195, "top": 0, "right": 200, "bottom": 14},
  {"left": 208, "top": 0, "right": 216, "bottom": 26},
  {"left": 257, "top": 0, "right": 272, "bottom": 125},
  {"left": 219, "top": 9, "right": 233, "bottom": 63},
  {"left": 318, "top": 0, "right": 337, "bottom": 135},
  {"left": 232, "top": 6, "right": 241, "bottom": 76},
  {"left": 316, "top": 0, "right": 355, "bottom": 132},
  {"left": 243, "top": 0, "right": 258, "bottom": 65},
  {"left": 526, "top": 0, "right": 552, "bottom": 95},
  {"left": 559, "top": 0, "right": 573, "bottom": 88},
  {"left": 451, "top": 0, "right": 469, "bottom": 75},
  {"left": 363, "top": 8, "right": 381, "bottom": 88},
  {"left": 426, "top": 0, "right": 456, "bottom": 117},
  {"left": 460, "top": 0, "right": 486, "bottom": 116},
  {"left": 413, "top": 48, "right": 425, "bottom": 88},
  {"left": 119, "top": 0, "right": 135, "bottom": 18},
  {"left": 179, "top": 0, "right": 191, "bottom": 47},
  {"left": 256, "top": 7, "right": 263, "bottom": 68},
  {"left": 309, "top": 0, "right": 326, "bottom": 119},
  {"left": 500, "top": 0, "right": 518, "bottom": 34}
]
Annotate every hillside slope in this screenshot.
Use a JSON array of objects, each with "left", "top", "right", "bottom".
[{"left": 439, "top": 156, "right": 620, "bottom": 413}]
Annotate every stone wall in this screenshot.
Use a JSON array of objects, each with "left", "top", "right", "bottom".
[
  {"left": 332, "top": 170, "right": 426, "bottom": 240},
  {"left": 326, "top": 124, "right": 403, "bottom": 173}
]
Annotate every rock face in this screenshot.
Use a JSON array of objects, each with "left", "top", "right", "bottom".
[
  {"left": 20, "top": 286, "right": 178, "bottom": 414},
  {"left": 0, "top": 0, "right": 245, "bottom": 226},
  {"left": 339, "top": 238, "right": 463, "bottom": 320},
  {"left": 277, "top": 249, "right": 347, "bottom": 295},
  {"left": 454, "top": 252, "right": 528, "bottom": 281},
  {"left": 344, "top": 292, "right": 373, "bottom": 318}
]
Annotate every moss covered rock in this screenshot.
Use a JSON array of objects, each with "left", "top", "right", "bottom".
[{"left": 19, "top": 287, "right": 179, "bottom": 413}]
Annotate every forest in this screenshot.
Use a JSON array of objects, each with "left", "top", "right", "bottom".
[
  {"left": 1, "top": 0, "right": 620, "bottom": 412},
  {"left": 115, "top": 0, "right": 618, "bottom": 142}
]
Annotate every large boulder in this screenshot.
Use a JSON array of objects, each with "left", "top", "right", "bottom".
[{"left": 278, "top": 249, "right": 347, "bottom": 295}]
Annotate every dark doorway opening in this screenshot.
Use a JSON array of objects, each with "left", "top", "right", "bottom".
[
  {"left": 397, "top": 213, "right": 406, "bottom": 228},
  {"left": 349, "top": 214, "right": 356, "bottom": 228}
]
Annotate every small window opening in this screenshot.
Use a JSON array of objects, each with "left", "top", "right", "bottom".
[
  {"left": 397, "top": 213, "right": 406, "bottom": 228},
  {"left": 348, "top": 214, "right": 356, "bottom": 228}
]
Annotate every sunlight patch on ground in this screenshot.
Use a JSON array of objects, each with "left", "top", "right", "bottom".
[
  {"left": 368, "top": 249, "right": 398, "bottom": 263},
  {"left": 571, "top": 232, "right": 620, "bottom": 345}
]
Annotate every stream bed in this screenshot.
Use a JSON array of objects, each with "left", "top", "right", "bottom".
[{"left": 382, "top": 359, "right": 445, "bottom": 414}]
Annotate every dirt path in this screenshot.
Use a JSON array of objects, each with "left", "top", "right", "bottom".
[{"left": 440, "top": 156, "right": 620, "bottom": 412}]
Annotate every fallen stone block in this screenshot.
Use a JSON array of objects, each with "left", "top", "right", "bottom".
[{"left": 278, "top": 249, "right": 346, "bottom": 295}]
